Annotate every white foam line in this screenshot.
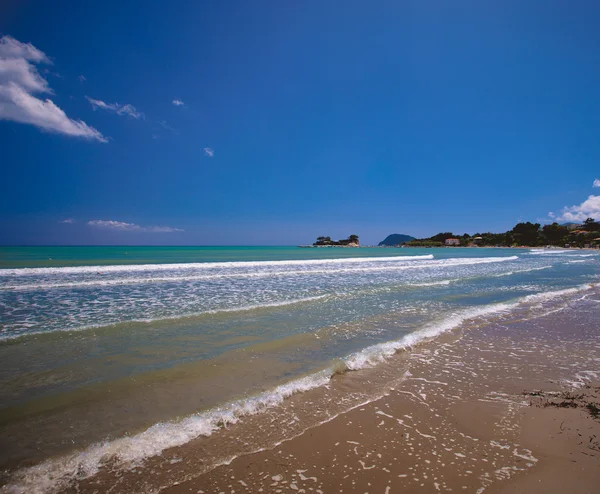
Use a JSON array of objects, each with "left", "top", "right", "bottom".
[
  {"left": 412, "top": 280, "right": 454, "bottom": 287},
  {"left": 1, "top": 267, "right": 445, "bottom": 291},
  {"left": 518, "top": 265, "right": 553, "bottom": 272},
  {"left": 1, "top": 256, "right": 519, "bottom": 291},
  {"left": 0, "top": 255, "right": 436, "bottom": 276},
  {"left": 520, "top": 284, "right": 595, "bottom": 304},
  {"left": 345, "top": 283, "right": 598, "bottom": 372},
  {"left": 492, "top": 266, "right": 552, "bottom": 277},
  {"left": 344, "top": 303, "right": 514, "bottom": 370},
  {"left": 528, "top": 250, "right": 598, "bottom": 257},
  {"left": 2, "top": 370, "right": 335, "bottom": 494},
  {"left": 528, "top": 249, "right": 571, "bottom": 255}
]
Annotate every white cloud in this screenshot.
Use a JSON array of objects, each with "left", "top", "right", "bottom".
[
  {"left": 78, "top": 74, "right": 86, "bottom": 83},
  {"left": 0, "top": 35, "right": 106, "bottom": 141},
  {"left": 594, "top": 179, "right": 600, "bottom": 188},
  {"left": 59, "top": 218, "right": 75, "bottom": 223},
  {"left": 555, "top": 195, "right": 600, "bottom": 223},
  {"left": 159, "top": 120, "right": 176, "bottom": 133},
  {"left": 548, "top": 212, "right": 555, "bottom": 219},
  {"left": 0, "top": 35, "right": 49, "bottom": 63},
  {"left": 172, "top": 99, "right": 184, "bottom": 106},
  {"left": 2, "top": 57, "right": 51, "bottom": 92},
  {"left": 0, "top": 84, "right": 107, "bottom": 141},
  {"left": 204, "top": 147, "right": 214, "bottom": 157},
  {"left": 86, "top": 97, "right": 143, "bottom": 119},
  {"left": 88, "top": 220, "right": 183, "bottom": 233}
]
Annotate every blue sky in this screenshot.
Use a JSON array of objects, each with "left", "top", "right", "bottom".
[{"left": 1, "top": 0, "right": 599, "bottom": 245}]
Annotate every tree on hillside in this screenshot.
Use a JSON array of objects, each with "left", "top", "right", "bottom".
[
  {"left": 475, "top": 231, "right": 511, "bottom": 246},
  {"left": 583, "top": 218, "right": 600, "bottom": 232},
  {"left": 542, "top": 223, "right": 568, "bottom": 245},
  {"left": 348, "top": 234, "right": 359, "bottom": 243},
  {"left": 430, "top": 232, "right": 454, "bottom": 243},
  {"left": 511, "top": 222, "right": 541, "bottom": 246}
]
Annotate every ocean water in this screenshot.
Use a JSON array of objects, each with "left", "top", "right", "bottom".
[{"left": 1, "top": 246, "right": 599, "bottom": 492}]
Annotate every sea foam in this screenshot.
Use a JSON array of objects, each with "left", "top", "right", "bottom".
[
  {"left": 1, "top": 256, "right": 518, "bottom": 292},
  {"left": 528, "top": 249, "right": 598, "bottom": 256},
  {"left": 3, "top": 370, "right": 333, "bottom": 494},
  {"left": 0, "top": 255, "right": 436, "bottom": 277},
  {"left": 343, "top": 303, "right": 514, "bottom": 370}
]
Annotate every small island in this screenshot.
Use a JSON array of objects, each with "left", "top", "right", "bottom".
[{"left": 311, "top": 234, "right": 360, "bottom": 247}]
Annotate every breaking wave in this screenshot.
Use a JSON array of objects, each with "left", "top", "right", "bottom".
[
  {"left": 0, "top": 255, "right": 436, "bottom": 277},
  {"left": 1, "top": 256, "right": 518, "bottom": 292}
]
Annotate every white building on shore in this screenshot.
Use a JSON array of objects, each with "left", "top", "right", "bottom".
[{"left": 444, "top": 238, "right": 460, "bottom": 246}]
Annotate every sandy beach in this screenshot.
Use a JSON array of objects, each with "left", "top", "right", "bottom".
[{"left": 155, "top": 289, "right": 600, "bottom": 494}]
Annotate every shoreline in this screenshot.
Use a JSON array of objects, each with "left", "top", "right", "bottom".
[
  {"left": 159, "top": 288, "right": 600, "bottom": 494},
  {"left": 26, "top": 284, "right": 597, "bottom": 494}
]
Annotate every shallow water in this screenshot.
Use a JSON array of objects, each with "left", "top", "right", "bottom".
[{"left": 1, "top": 246, "right": 599, "bottom": 492}]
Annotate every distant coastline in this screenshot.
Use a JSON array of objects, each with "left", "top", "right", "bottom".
[
  {"left": 302, "top": 219, "right": 600, "bottom": 250},
  {"left": 402, "top": 219, "right": 600, "bottom": 249}
]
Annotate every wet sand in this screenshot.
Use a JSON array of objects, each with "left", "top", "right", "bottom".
[
  {"left": 491, "top": 385, "right": 600, "bottom": 494},
  {"left": 162, "top": 295, "right": 600, "bottom": 494}
]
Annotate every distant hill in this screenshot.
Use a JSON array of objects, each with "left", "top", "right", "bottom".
[{"left": 378, "top": 234, "right": 415, "bottom": 246}]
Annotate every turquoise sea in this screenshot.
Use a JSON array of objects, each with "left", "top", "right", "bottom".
[
  {"left": 1, "top": 246, "right": 599, "bottom": 492},
  {"left": 0, "top": 245, "right": 433, "bottom": 269}
]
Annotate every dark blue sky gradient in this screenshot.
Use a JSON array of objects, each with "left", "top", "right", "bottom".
[{"left": 1, "top": 1, "right": 599, "bottom": 245}]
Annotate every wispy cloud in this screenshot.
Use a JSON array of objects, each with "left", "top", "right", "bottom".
[
  {"left": 204, "top": 147, "right": 214, "bottom": 157},
  {"left": 78, "top": 75, "right": 86, "bottom": 83},
  {"left": 88, "top": 220, "right": 184, "bottom": 233},
  {"left": 159, "top": 120, "right": 177, "bottom": 133},
  {"left": 172, "top": 99, "right": 184, "bottom": 106},
  {"left": 42, "top": 68, "right": 63, "bottom": 79},
  {"left": 0, "top": 35, "right": 106, "bottom": 142},
  {"left": 554, "top": 195, "right": 600, "bottom": 223},
  {"left": 59, "top": 218, "right": 75, "bottom": 224},
  {"left": 594, "top": 179, "right": 600, "bottom": 188},
  {"left": 86, "top": 97, "right": 143, "bottom": 119}
]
